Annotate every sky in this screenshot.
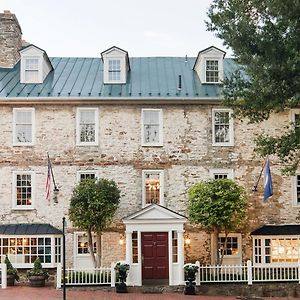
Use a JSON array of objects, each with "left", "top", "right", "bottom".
[{"left": 0, "top": 0, "right": 229, "bottom": 58}]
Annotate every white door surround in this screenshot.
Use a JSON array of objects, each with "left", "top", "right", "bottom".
[{"left": 123, "top": 204, "right": 187, "bottom": 286}]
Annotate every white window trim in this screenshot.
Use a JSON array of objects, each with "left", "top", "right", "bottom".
[
  {"left": 292, "top": 175, "right": 300, "bottom": 207},
  {"left": 212, "top": 108, "right": 234, "bottom": 147},
  {"left": 209, "top": 169, "right": 234, "bottom": 179},
  {"left": 76, "top": 170, "right": 98, "bottom": 182},
  {"left": 76, "top": 107, "right": 99, "bottom": 146},
  {"left": 108, "top": 59, "right": 121, "bottom": 83},
  {"left": 142, "top": 170, "right": 164, "bottom": 207},
  {"left": 20, "top": 56, "right": 43, "bottom": 84},
  {"left": 141, "top": 109, "right": 163, "bottom": 147},
  {"left": 218, "top": 233, "right": 242, "bottom": 259},
  {"left": 73, "top": 232, "right": 96, "bottom": 259},
  {"left": 13, "top": 108, "right": 35, "bottom": 146},
  {"left": 12, "top": 171, "right": 35, "bottom": 210},
  {"left": 205, "top": 58, "right": 222, "bottom": 84},
  {"left": 0, "top": 234, "right": 61, "bottom": 268}
]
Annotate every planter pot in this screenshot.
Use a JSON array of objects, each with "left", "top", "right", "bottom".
[
  {"left": 116, "top": 282, "right": 128, "bottom": 293},
  {"left": 28, "top": 275, "right": 46, "bottom": 287},
  {"left": 184, "top": 281, "right": 196, "bottom": 295},
  {"left": 7, "top": 274, "right": 15, "bottom": 286}
]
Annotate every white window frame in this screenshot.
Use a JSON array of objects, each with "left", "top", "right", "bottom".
[
  {"left": 13, "top": 108, "right": 35, "bottom": 146},
  {"left": 0, "top": 234, "right": 61, "bottom": 268},
  {"left": 12, "top": 171, "right": 35, "bottom": 210},
  {"left": 20, "top": 56, "right": 42, "bottom": 84},
  {"left": 76, "top": 107, "right": 99, "bottom": 146},
  {"left": 205, "top": 59, "right": 220, "bottom": 83},
  {"left": 73, "top": 232, "right": 96, "bottom": 257},
  {"left": 77, "top": 170, "right": 98, "bottom": 183},
  {"left": 212, "top": 108, "right": 234, "bottom": 146},
  {"left": 209, "top": 169, "right": 234, "bottom": 180},
  {"left": 142, "top": 170, "right": 164, "bottom": 207},
  {"left": 141, "top": 109, "right": 163, "bottom": 147},
  {"left": 218, "top": 233, "right": 242, "bottom": 259},
  {"left": 108, "top": 59, "right": 121, "bottom": 82}
]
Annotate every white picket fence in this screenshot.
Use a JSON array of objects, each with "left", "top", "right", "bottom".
[
  {"left": 0, "top": 263, "right": 7, "bottom": 289},
  {"left": 56, "top": 262, "right": 116, "bottom": 288},
  {"left": 195, "top": 260, "right": 300, "bottom": 285}
]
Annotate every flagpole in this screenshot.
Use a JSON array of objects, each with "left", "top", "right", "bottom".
[
  {"left": 252, "top": 159, "right": 267, "bottom": 192},
  {"left": 47, "top": 152, "right": 59, "bottom": 192}
]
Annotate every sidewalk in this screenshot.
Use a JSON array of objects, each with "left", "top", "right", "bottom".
[{"left": 0, "top": 286, "right": 299, "bottom": 300}]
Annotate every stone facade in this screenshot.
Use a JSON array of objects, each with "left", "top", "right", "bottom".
[{"left": 0, "top": 10, "right": 22, "bottom": 68}]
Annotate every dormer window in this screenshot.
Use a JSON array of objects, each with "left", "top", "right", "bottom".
[
  {"left": 206, "top": 60, "right": 219, "bottom": 83},
  {"left": 24, "top": 58, "right": 39, "bottom": 82},
  {"left": 20, "top": 44, "right": 53, "bottom": 84},
  {"left": 193, "top": 46, "right": 225, "bottom": 84},
  {"left": 108, "top": 59, "right": 121, "bottom": 81},
  {"left": 101, "top": 46, "right": 130, "bottom": 84}
]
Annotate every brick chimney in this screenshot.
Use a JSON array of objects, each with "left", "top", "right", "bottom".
[{"left": 0, "top": 10, "right": 22, "bottom": 68}]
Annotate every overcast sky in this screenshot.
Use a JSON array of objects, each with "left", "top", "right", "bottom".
[{"left": 0, "top": 0, "right": 229, "bottom": 58}]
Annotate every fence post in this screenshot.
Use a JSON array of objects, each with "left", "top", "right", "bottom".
[
  {"left": 111, "top": 262, "right": 116, "bottom": 287},
  {"left": 247, "top": 260, "right": 252, "bottom": 285},
  {"left": 195, "top": 261, "right": 200, "bottom": 285},
  {"left": 1, "top": 262, "right": 7, "bottom": 289},
  {"left": 56, "top": 263, "right": 62, "bottom": 289}
]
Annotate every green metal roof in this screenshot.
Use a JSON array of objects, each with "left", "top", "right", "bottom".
[{"left": 0, "top": 57, "right": 238, "bottom": 99}]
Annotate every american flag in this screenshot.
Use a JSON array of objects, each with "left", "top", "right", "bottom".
[{"left": 45, "top": 158, "right": 51, "bottom": 203}]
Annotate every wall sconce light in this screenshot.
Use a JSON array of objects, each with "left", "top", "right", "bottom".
[
  {"left": 119, "top": 234, "right": 125, "bottom": 245},
  {"left": 185, "top": 234, "right": 191, "bottom": 245}
]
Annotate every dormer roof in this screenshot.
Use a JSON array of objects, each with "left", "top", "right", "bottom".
[
  {"left": 193, "top": 46, "right": 226, "bottom": 70},
  {"left": 101, "top": 46, "right": 130, "bottom": 71}
]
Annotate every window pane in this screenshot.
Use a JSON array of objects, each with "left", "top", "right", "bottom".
[
  {"left": 144, "top": 172, "right": 161, "bottom": 204},
  {"left": 80, "top": 173, "right": 96, "bottom": 182},
  {"left": 206, "top": 60, "right": 219, "bottom": 82},
  {"left": 15, "top": 111, "right": 33, "bottom": 143},
  {"left": 16, "top": 174, "right": 32, "bottom": 206},
  {"left": 108, "top": 59, "right": 121, "bottom": 81},
  {"left": 143, "top": 110, "right": 160, "bottom": 144},
  {"left": 132, "top": 231, "right": 138, "bottom": 263},
  {"left": 214, "top": 111, "right": 230, "bottom": 143},
  {"left": 79, "top": 110, "right": 96, "bottom": 143}
]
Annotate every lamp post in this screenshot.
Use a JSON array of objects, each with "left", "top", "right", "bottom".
[{"left": 62, "top": 217, "right": 67, "bottom": 300}]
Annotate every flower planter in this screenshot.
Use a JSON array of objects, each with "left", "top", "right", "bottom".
[
  {"left": 184, "top": 263, "right": 199, "bottom": 295},
  {"left": 114, "top": 261, "right": 130, "bottom": 293},
  {"left": 28, "top": 275, "right": 46, "bottom": 287},
  {"left": 7, "top": 274, "right": 16, "bottom": 286}
]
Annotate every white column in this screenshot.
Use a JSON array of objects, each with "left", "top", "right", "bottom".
[
  {"left": 177, "top": 229, "right": 184, "bottom": 285},
  {"left": 125, "top": 231, "right": 133, "bottom": 264},
  {"left": 1, "top": 262, "right": 7, "bottom": 289}
]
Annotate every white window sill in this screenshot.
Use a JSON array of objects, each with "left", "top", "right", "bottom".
[
  {"left": 212, "top": 142, "right": 234, "bottom": 147},
  {"left": 13, "top": 143, "right": 35, "bottom": 147},
  {"left": 141, "top": 143, "right": 163, "bottom": 147},
  {"left": 76, "top": 142, "right": 99, "bottom": 146},
  {"left": 12, "top": 207, "right": 35, "bottom": 211}
]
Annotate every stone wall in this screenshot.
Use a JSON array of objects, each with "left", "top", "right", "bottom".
[
  {"left": 0, "top": 103, "right": 297, "bottom": 266},
  {"left": 0, "top": 10, "right": 22, "bottom": 68}
]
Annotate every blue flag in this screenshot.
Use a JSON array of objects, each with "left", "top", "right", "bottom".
[{"left": 264, "top": 158, "right": 273, "bottom": 201}]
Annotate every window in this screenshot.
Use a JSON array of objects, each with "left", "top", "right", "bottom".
[
  {"left": 210, "top": 169, "right": 234, "bottom": 180},
  {"left": 12, "top": 171, "right": 34, "bottom": 210},
  {"left": 24, "top": 58, "right": 39, "bottom": 83},
  {"left": 77, "top": 171, "right": 97, "bottom": 182},
  {"left": 141, "top": 109, "right": 163, "bottom": 146},
  {"left": 108, "top": 59, "right": 121, "bottom": 81},
  {"left": 218, "top": 236, "right": 239, "bottom": 256},
  {"left": 172, "top": 231, "right": 178, "bottom": 263},
  {"left": 206, "top": 60, "right": 219, "bottom": 83},
  {"left": 212, "top": 109, "right": 234, "bottom": 146},
  {"left": 77, "top": 234, "right": 96, "bottom": 255},
  {"left": 76, "top": 108, "right": 99, "bottom": 146},
  {"left": 0, "top": 235, "right": 61, "bottom": 268},
  {"left": 13, "top": 108, "right": 35, "bottom": 145},
  {"left": 142, "top": 170, "right": 164, "bottom": 206},
  {"left": 253, "top": 237, "right": 300, "bottom": 264},
  {"left": 132, "top": 231, "right": 138, "bottom": 263}
]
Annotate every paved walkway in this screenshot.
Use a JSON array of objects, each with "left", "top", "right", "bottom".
[{"left": 0, "top": 286, "right": 299, "bottom": 300}]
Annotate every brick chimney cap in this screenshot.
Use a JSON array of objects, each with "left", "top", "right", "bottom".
[{"left": 3, "top": 10, "right": 12, "bottom": 14}]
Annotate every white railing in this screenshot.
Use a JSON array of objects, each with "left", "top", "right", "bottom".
[
  {"left": 0, "top": 262, "right": 7, "bottom": 289},
  {"left": 56, "top": 262, "right": 116, "bottom": 288},
  {"left": 195, "top": 260, "right": 300, "bottom": 285}
]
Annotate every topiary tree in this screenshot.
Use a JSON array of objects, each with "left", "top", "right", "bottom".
[
  {"left": 5, "top": 255, "right": 19, "bottom": 282},
  {"left": 188, "top": 179, "right": 247, "bottom": 265},
  {"left": 69, "top": 178, "right": 121, "bottom": 267}
]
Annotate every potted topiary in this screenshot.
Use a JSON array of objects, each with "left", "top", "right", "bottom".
[
  {"left": 4, "top": 255, "right": 19, "bottom": 286},
  {"left": 114, "top": 261, "right": 130, "bottom": 293},
  {"left": 184, "top": 263, "right": 199, "bottom": 295},
  {"left": 27, "top": 257, "right": 49, "bottom": 287}
]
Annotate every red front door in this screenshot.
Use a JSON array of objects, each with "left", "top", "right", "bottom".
[{"left": 142, "top": 232, "right": 169, "bottom": 280}]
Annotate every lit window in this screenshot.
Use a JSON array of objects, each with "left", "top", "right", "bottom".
[
  {"left": 76, "top": 108, "right": 98, "bottom": 145},
  {"left": 24, "top": 58, "right": 39, "bottom": 83},
  {"left": 13, "top": 172, "right": 34, "bottom": 209},
  {"left": 13, "top": 108, "right": 35, "bottom": 145},
  {"left": 132, "top": 231, "right": 138, "bottom": 263},
  {"left": 108, "top": 59, "right": 121, "bottom": 81},
  {"left": 206, "top": 60, "right": 219, "bottom": 83},
  {"left": 0, "top": 236, "right": 61, "bottom": 267},
  {"left": 142, "top": 170, "right": 164, "bottom": 206},
  {"left": 77, "top": 234, "right": 96, "bottom": 254},
  {"left": 142, "top": 109, "right": 163, "bottom": 146},
  {"left": 212, "top": 109, "right": 234, "bottom": 146},
  {"left": 172, "top": 231, "right": 178, "bottom": 263},
  {"left": 218, "top": 236, "right": 239, "bottom": 256}
]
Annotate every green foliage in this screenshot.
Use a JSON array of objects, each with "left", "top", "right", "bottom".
[
  {"left": 5, "top": 255, "right": 19, "bottom": 281},
  {"left": 69, "top": 178, "right": 121, "bottom": 234},
  {"left": 114, "top": 261, "right": 130, "bottom": 273},
  {"left": 188, "top": 179, "right": 247, "bottom": 232},
  {"left": 207, "top": 0, "right": 300, "bottom": 173},
  {"left": 27, "top": 257, "right": 49, "bottom": 279}
]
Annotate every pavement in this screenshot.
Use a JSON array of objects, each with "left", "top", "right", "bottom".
[{"left": 0, "top": 286, "right": 299, "bottom": 300}]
